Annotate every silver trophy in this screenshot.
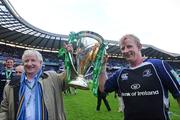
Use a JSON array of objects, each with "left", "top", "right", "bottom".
[{"left": 59, "top": 31, "right": 106, "bottom": 92}]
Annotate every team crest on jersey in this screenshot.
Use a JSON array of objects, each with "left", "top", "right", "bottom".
[
  {"left": 143, "top": 69, "right": 152, "bottom": 77},
  {"left": 121, "top": 73, "right": 128, "bottom": 80}
]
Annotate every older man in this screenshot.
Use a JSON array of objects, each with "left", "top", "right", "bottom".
[
  {"left": 0, "top": 50, "right": 68, "bottom": 120},
  {"left": 99, "top": 34, "right": 180, "bottom": 120}
]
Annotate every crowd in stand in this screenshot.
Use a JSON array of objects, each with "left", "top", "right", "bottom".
[
  {"left": 0, "top": 44, "right": 180, "bottom": 76},
  {"left": 0, "top": 44, "right": 60, "bottom": 64}
]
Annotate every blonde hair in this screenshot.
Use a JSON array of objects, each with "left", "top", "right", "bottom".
[{"left": 119, "top": 34, "right": 142, "bottom": 49}]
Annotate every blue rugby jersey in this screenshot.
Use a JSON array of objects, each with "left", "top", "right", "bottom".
[{"left": 104, "top": 59, "right": 180, "bottom": 120}]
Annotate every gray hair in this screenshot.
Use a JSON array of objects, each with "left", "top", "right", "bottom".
[
  {"left": 119, "top": 34, "right": 142, "bottom": 48},
  {"left": 22, "top": 49, "right": 43, "bottom": 63}
]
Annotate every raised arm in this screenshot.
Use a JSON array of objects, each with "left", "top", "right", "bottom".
[
  {"left": 99, "top": 63, "right": 108, "bottom": 92},
  {"left": 99, "top": 53, "right": 122, "bottom": 93}
]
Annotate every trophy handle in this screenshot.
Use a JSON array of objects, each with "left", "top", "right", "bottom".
[{"left": 68, "top": 52, "right": 78, "bottom": 75}]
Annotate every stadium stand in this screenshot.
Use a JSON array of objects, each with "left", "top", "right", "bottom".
[{"left": 0, "top": 0, "right": 180, "bottom": 75}]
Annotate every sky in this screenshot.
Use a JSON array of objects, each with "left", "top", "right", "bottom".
[{"left": 8, "top": 0, "right": 180, "bottom": 54}]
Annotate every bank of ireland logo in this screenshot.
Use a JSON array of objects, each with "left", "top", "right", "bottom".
[
  {"left": 143, "top": 69, "right": 152, "bottom": 77},
  {"left": 131, "top": 84, "right": 141, "bottom": 90},
  {"left": 121, "top": 73, "right": 128, "bottom": 80}
]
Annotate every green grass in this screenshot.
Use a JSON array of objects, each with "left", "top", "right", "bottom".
[
  {"left": 169, "top": 95, "right": 180, "bottom": 120},
  {"left": 64, "top": 89, "right": 180, "bottom": 120}
]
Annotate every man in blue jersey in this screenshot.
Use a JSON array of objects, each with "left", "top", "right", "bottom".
[{"left": 99, "top": 34, "right": 180, "bottom": 120}]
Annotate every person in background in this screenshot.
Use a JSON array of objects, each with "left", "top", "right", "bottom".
[
  {"left": 99, "top": 34, "right": 180, "bottom": 120},
  {"left": 115, "top": 91, "right": 124, "bottom": 112},
  {"left": 0, "top": 64, "right": 24, "bottom": 112},
  {"left": 0, "top": 49, "right": 73, "bottom": 120},
  {"left": 117, "top": 95, "right": 124, "bottom": 112},
  {"left": 96, "top": 86, "right": 111, "bottom": 112},
  {"left": 0, "top": 57, "right": 16, "bottom": 102},
  {"left": 15, "top": 65, "right": 24, "bottom": 77}
]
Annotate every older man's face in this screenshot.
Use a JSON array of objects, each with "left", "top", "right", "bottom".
[{"left": 23, "top": 54, "right": 42, "bottom": 77}]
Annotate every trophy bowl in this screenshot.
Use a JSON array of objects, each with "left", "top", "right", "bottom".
[
  {"left": 68, "top": 74, "right": 89, "bottom": 90},
  {"left": 59, "top": 31, "right": 106, "bottom": 92}
]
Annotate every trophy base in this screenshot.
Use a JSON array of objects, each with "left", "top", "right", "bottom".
[{"left": 69, "top": 75, "right": 89, "bottom": 90}]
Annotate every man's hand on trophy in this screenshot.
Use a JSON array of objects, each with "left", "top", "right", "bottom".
[{"left": 64, "top": 43, "right": 74, "bottom": 53}]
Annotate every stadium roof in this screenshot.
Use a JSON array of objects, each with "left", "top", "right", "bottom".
[{"left": 0, "top": 0, "right": 180, "bottom": 61}]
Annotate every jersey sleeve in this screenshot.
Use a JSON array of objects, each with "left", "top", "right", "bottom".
[
  {"left": 104, "top": 69, "right": 122, "bottom": 93},
  {"left": 157, "top": 60, "right": 180, "bottom": 98}
]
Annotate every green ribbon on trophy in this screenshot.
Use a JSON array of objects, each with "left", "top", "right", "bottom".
[
  {"left": 92, "top": 43, "right": 107, "bottom": 96},
  {"left": 58, "top": 32, "right": 78, "bottom": 83},
  {"left": 58, "top": 48, "right": 71, "bottom": 83}
]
